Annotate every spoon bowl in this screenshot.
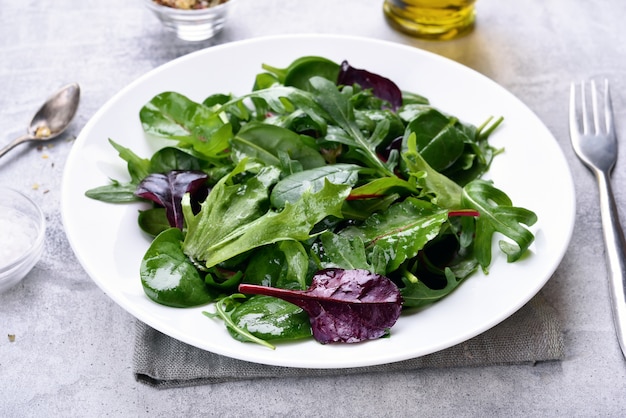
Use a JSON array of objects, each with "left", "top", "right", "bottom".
[{"left": 0, "top": 83, "right": 80, "bottom": 158}]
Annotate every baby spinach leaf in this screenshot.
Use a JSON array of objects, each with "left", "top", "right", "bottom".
[
  {"left": 231, "top": 122, "right": 326, "bottom": 170},
  {"left": 244, "top": 241, "right": 309, "bottom": 290},
  {"left": 140, "top": 228, "right": 216, "bottom": 307},
  {"left": 239, "top": 268, "right": 402, "bottom": 344},
  {"left": 137, "top": 208, "right": 170, "bottom": 236},
  {"left": 225, "top": 295, "right": 312, "bottom": 343},
  {"left": 461, "top": 180, "right": 537, "bottom": 271},
  {"left": 405, "top": 108, "right": 467, "bottom": 172},
  {"left": 262, "top": 56, "right": 341, "bottom": 92},
  {"left": 85, "top": 180, "right": 139, "bottom": 203},
  {"left": 270, "top": 163, "right": 360, "bottom": 208},
  {"left": 204, "top": 295, "right": 275, "bottom": 349},
  {"left": 149, "top": 147, "right": 204, "bottom": 173},
  {"left": 140, "top": 92, "right": 231, "bottom": 159}
]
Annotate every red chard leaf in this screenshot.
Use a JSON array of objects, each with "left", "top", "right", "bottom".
[
  {"left": 239, "top": 268, "right": 403, "bottom": 344},
  {"left": 135, "top": 170, "right": 208, "bottom": 230},
  {"left": 337, "top": 60, "right": 403, "bottom": 111}
]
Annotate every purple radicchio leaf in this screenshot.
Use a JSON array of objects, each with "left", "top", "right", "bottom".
[
  {"left": 135, "top": 170, "right": 209, "bottom": 230},
  {"left": 239, "top": 268, "right": 403, "bottom": 344},
  {"left": 337, "top": 60, "right": 403, "bottom": 111}
]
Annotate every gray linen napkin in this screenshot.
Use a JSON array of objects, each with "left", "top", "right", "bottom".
[{"left": 133, "top": 292, "right": 564, "bottom": 388}]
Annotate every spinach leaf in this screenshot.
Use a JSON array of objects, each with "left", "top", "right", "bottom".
[
  {"left": 405, "top": 108, "right": 467, "bottom": 172},
  {"left": 183, "top": 162, "right": 281, "bottom": 266},
  {"left": 204, "top": 295, "right": 275, "bottom": 349},
  {"left": 140, "top": 228, "right": 216, "bottom": 307},
  {"left": 270, "top": 163, "right": 361, "bottom": 208},
  {"left": 262, "top": 56, "right": 341, "bottom": 92},
  {"left": 224, "top": 295, "right": 312, "bottom": 343},
  {"left": 140, "top": 92, "right": 231, "bottom": 159},
  {"left": 231, "top": 122, "right": 326, "bottom": 170},
  {"left": 149, "top": 147, "right": 204, "bottom": 173},
  {"left": 84, "top": 180, "right": 139, "bottom": 203},
  {"left": 137, "top": 208, "right": 169, "bottom": 236},
  {"left": 244, "top": 241, "right": 309, "bottom": 290}
]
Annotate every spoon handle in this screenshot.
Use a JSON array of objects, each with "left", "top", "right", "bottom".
[{"left": 0, "top": 135, "right": 32, "bottom": 159}]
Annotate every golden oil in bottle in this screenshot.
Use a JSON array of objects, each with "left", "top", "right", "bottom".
[{"left": 383, "top": 0, "right": 476, "bottom": 40}]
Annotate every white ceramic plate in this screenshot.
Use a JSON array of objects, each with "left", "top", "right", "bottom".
[{"left": 61, "top": 34, "right": 575, "bottom": 368}]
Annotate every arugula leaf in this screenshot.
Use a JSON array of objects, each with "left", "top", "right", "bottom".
[
  {"left": 108, "top": 139, "right": 151, "bottom": 184},
  {"left": 309, "top": 76, "right": 394, "bottom": 177},
  {"left": 402, "top": 133, "right": 463, "bottom": 209},
  {"left": 340, "top": 198, "right": 449, "bottom": 274},
  {"left": 461, "top": 179, "right": 537, "bottom": 271},
  {"left": 399, "top": 268, "right": 466, "bottom": 308}
]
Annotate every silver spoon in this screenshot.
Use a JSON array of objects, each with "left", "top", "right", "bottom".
[{"left": 0, "top": 83, "right": 80, "bottom": 159}]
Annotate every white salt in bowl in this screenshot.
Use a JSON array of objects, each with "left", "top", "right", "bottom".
[{"left": 0, "top": 187, "right": 45, "bottom": 293}]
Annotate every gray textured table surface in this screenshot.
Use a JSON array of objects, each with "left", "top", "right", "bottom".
[{"left": 1, "top": 0, "right": 625, "bottom": 416}]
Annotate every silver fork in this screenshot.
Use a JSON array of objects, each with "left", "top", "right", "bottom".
[{"left": 570, "top": 79, "right": 626, "bottom": 359}]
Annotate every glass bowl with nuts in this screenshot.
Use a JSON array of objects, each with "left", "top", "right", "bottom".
[{"left": 144, "top": 0, "right": 235, "bottom": 41}]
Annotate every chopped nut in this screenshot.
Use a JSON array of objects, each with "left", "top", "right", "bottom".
[
  {"left": 32, "top": 183, "right": 39, "bottom": 190},
  {"left": 8, "top": 334, "right": 15, "bottom": 342},
  {"left": 35, "top": 125, "right": 52, "bottom": 139}
]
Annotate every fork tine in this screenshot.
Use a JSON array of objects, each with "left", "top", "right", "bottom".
[
  {"left": 603, "top": 79, "right": 615, "bottom": 137},
  {"left": 591, "top": 80, "right": 601, "bottom": 135},
  {"left": 569, "top": 82, "right": 580, "bottom": 134},
  {"left": 581, "top": 80, "right": 591, "bottom": 134}
]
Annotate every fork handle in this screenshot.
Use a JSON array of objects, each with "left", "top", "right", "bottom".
[{"left": 597, "top": 170, "right": 626, "bottom": 358}]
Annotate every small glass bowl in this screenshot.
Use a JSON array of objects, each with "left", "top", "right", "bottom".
[
  {"left": 144, "top": 0, "right": 236, "bottom": 42},
  {"left": 0, "top": 187, "right": 45, "bottom": 293}
]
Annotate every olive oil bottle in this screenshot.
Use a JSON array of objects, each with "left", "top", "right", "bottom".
[{"left": 383, "top": 0, "right": 476, "bottom": 40}]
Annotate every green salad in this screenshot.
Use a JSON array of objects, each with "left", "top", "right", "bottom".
[{"left": 86, "top": 56, "right": 537, "bottom": 348}]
